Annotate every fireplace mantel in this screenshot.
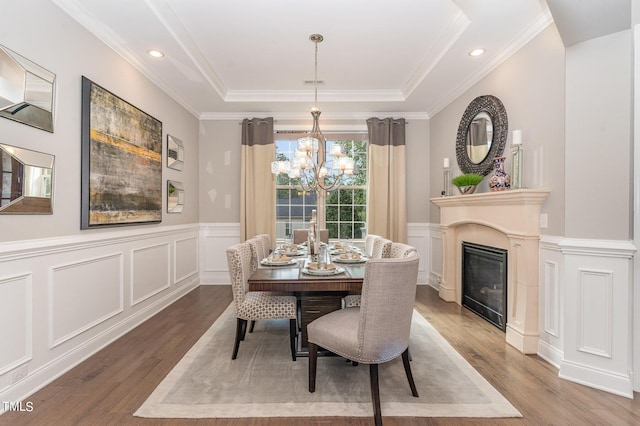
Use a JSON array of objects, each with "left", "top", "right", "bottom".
[{"left": 431, "top": 188, "right": 549, "bottom": 353}]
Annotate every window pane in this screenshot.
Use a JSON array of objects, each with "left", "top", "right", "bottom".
[{"left": 274, "top": 134, "right": 368, "bottom": 241}]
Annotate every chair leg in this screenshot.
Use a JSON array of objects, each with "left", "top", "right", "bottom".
[
  {"left": 240, "top": 319, "right": 248, "bottom": 341},
  {"left": 401, "top": 348, "right": 419, "bottom": 397},
  {"left": 308, "top": 343, "right": 318, "bottom": 392},
  {"left": 369, "top": 364, "right": 382, "bottom": 426},
  {"left": 232, "top": 318, "right": 246, "bottom": 360},
  {"left": 249, "top": 320, "right": 256, "bottom": 333},
  {"left": 289, "top": 319, "right": 297, "bottom": 361}
]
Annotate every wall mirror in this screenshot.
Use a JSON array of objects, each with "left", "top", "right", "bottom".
[
  {"left": 167, "top": 134, "right": 184, "bottom": 170},
  {"left": 167, "top": 180, "right": 184, "bottom": 213},
  {"left": 455, "top": 95, "right": 508, "bottom": 176},
  {"left": 0, "top": 143, "right": 54, "bottom": 214},
  {"left": 0, "top": 44, "right": 56, "bottom": 132}
]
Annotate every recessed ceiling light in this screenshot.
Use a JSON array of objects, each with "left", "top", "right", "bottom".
[
  {"left": 469, "top": 48, "right": 485, "bottom": 57},
  {"left": 148, "top": 49, "right": 164, "bottom": 58}
]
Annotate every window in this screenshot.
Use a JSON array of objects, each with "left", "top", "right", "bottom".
[{"left": 275, "top": 133, "right": 367, "bottom": 241}]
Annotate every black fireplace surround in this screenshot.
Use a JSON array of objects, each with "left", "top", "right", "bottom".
[{"left": 462, "top": 242, "right": 507, "bottom": 330}]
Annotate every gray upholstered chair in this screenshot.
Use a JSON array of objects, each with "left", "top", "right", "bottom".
[
  {"left": 226, "top": 242, "right": 298, "bottom": 361},
  {"left": 308, "top": 256, "right": 420, "bottom": 426},
  {"left": 343, "top": 237, "right": 393, "bottom": 308}
]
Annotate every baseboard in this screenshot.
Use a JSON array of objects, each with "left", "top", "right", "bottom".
[
  {"left": 537, "top": 339, "right": 563, "bottom": 369},
  {"left": 559, "top": 359, "right": 634, "bottom": 399},
  {"left": 0, "top": 279, "right": 199, "bottom": 409}
]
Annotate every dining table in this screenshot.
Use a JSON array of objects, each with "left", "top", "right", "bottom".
[{"left": 248, "top": 246, "right": 366, "bottom": 355}]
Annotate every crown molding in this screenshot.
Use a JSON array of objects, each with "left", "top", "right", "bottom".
[
  {"left": 403, "top": 10, "right": 470, "bottom": 97},
  {"left": 199, "top": 111, "right": 430, "bottom": 121}
]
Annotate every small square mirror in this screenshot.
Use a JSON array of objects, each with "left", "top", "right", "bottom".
[
  {"left": 167, "top": 180, "right": 184, "bottom": 213},
  {"left": 167, "top": 135, "right": 184, "bottom": 171}
]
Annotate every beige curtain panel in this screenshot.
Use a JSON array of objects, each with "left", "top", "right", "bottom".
[
  {"left": 240, "top": 117, "right": 276, "bottom": 243},
  {"left": 366, "top": 117, "right": 408, "bottom": 243}
]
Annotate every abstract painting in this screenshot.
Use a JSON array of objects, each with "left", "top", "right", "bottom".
[{"left": 81, "top": 77, "right": 162, "bottom": 228}]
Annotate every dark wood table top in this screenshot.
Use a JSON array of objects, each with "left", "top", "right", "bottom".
[{"left": 248, "top": 258, "right": 366, "bottom": 292}]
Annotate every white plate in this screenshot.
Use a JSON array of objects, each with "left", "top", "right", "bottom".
[
  {"left": 282, "top": 250, "right": 305, "bottom": 257},
  {"left": 261, "top": 258, "right": 298, "bottom": 266},
  {"left": 301, "top": 266, "right": 345, "bottom": 276},
  {"left": 333, "top": 256, "right": 367, "bottom": 264}
]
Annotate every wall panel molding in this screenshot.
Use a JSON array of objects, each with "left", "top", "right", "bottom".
[
  {"left": 577, "top": 268, "right": 613, "bottom": 358},
  {"left": 407, "top": 223, "right": 430, "bottom": 285},
  {"left": 49, "top": 253, "right": 124, "bottom": 348},
  {"left": 174, "top": 236, "right": 199, "bottom": 284},
  {"left": 131, "top": 243, "right": 171, "bottom": 306},
  {"left": 0, "top": 273, "right": 32, "bottom": 376}
]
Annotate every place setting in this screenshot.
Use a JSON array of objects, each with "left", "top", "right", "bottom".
[{"left": 260, "top": 250, "right": 298, "bottom": 267}]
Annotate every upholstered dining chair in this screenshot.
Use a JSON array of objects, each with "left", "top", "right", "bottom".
[
  {"left": 255, "top": 233, "right": 272, "bottom": 257},
  {"left": 226, "top": 242, "right": 298, "bottom": 361},
  {"left": 343, "top": 237, "right": 393, "bottom": 308},
  {"left": 388, "top": 242, "right": 418, "bottom": 259},
  {"left": 307, "top": 256, "right": 420, "bottom": 426},
  {"left": 371, "top": 237, "right": 392, "bottom": 259},
  {"left": 293, "top": 229, "right": 308, "bottom": 244},
  {"left": 364, "top": 234, "right": 381, "bottom": 257},
  {"left": 293, "top": 228, "right": 329, "bottom": 244}
]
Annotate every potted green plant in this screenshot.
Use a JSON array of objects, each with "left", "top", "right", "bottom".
[{"left": 452, "top": 173, "right": 484, "bottom": 194}]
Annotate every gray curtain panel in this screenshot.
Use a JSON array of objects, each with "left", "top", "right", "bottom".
[
  {"left": 241, "top": 117, "right": 276, "bottom": 243},
  {"left": 366, "top": 117, "right": 408, "bottom": 243}
]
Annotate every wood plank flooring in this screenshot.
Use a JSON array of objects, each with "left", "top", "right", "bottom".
[{"left": 1, "top": 285, "right": 639, "bottom": 425}]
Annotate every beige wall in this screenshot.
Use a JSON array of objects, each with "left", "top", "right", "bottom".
[
  {"left": 565, "top": 30, "right": 632, "bottom": 240},
  {"left": 0, "top": 0, "right": 200, "bottom": 244},
  {"left": 429, "top": 25, "right": 566, "bottom": 236}
]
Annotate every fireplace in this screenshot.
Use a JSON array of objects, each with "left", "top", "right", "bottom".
[{"left": 462, "top": 242, "right": 507, "bottom": 330}]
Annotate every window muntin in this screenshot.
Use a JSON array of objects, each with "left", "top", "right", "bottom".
[{"left": 275, "top": 134, "right": 367, "bottom": 241}]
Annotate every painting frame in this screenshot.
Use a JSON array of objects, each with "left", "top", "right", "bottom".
[{"left": 81, "top": 76, "right": 163, "bottom": 229}]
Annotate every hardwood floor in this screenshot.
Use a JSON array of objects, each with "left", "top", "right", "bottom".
[{"left": 2, "top": 285, "right": 639, "bottom": 425}]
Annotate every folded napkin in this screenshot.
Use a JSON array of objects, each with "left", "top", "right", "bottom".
[
  {"left": 307, "top": 262, "right": 336, "bottom": 270},
  {"left": 334, "top": 242, "right": 343, "bottom": 248},
  {"left": 339, "top": 253, "right": 361, "bottom": 260},
  {"left": 267, "top": 255, "right": 292, "bottom": 263}
]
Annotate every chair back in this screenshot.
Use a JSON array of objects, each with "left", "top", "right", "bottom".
[
  {"left": 293, "top": 229, "right": 308, "bottom": 244},
  {"left": 388, "top": 242, "right": 418, "bottom": 259},
  {"left": 372, "top": 237, "right": 392, "bottom": 258},
  {"left": 247, "top": 237, "right": 263, "bottom": 271},
  {"left": 364, "top": 234, "right": 380, "bottom": 257},
  {"left": 358, "top": 256, "right": 419, "bottom": 362},
  {"left": 255, "top": 234, "right": 271, "bottom": 256},
  {"left": 226, "top": 242, "right": 253, "bottom": 308}
]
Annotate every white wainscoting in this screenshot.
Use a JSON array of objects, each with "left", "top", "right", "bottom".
[
  {"left": 407, "top": 223, "right": 430, "bottom": 285},
  {"left": 427, "top": 223, "right": 443, "bottom": 290},
  {"left": 538, "top": 235, "right": 564, "bottom": 368},
  {"left": 0, "top": 224, "right": 200, "bottom": 407},
  {"left": 199, "top": 223, "right": 241, "bottom": 285},
  {"left": 558, "top": 238, "right": 636, "bottom": 398}
]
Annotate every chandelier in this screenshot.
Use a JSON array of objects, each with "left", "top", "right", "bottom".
[{"left": 271, "top": 34, "right": 355, "bottom": 192}]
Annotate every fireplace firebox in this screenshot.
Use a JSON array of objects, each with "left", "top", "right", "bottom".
[{"left": 462, "top": 242, "right": 507, "bottom": 330}]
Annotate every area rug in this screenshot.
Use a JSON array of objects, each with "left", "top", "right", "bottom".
[{"left": 135, "top": 304, "right": 521, "bottom": 419}]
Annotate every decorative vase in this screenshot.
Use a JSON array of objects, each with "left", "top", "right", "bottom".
[{"left": 489, "top": 156, "right": 511, "bottom": 191}]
